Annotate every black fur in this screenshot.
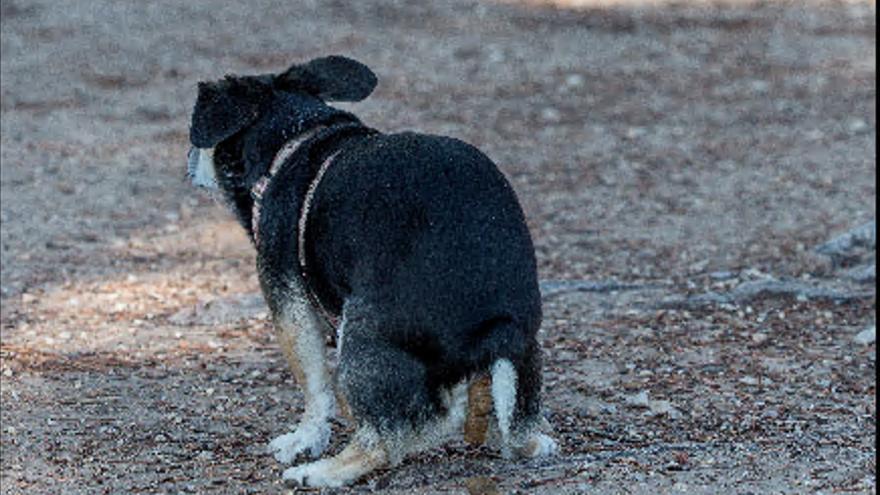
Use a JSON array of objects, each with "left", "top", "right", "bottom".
[{"left": 189, "top": 56, "right": 544, "bottom": 435}]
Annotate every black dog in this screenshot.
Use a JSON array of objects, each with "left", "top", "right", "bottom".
[{"left": 187, "top": 55, "right": 556, "bottom": 487}]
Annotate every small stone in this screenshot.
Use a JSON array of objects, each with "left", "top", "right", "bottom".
[
  {"left": 647, "top": 399, "right": 682, "bottom": 419},
  {"left": 541, "top": 107, "right": 561, "bottom": 123},
  {"left": 465, "top": 476, "right": 500, "bottom": 495},
  {"left": 739, "top": 376, "right": 759, "bottom": 385},
  {"left": 750, "top": 80, "right": 769, "bottom": 93},
  {"left": 761, "top": 407, "right": 780, "bottom": 419},
  {"left": 626, "top": 390, "right": 650, "bottom": 408},
  {"left": 625, "top": 127, "right": 646, "bottom": 139},
  {"left": 751, "top": 333, "right": 769, "bottom": 344},
  {"left": 564, "top": 74, "right": 585, "bottom": 88},
  {"left": 848, "top": 118, "right": 869, "bottom": 134},
  {"left": 806, "top": 129, "right": 824, "bottom": 141},
  {"left": 846, "top": 263, "right": 875, "bottom": 283},
  {"left": 854, "top": 326, "right": 875, "bottom": 345}
]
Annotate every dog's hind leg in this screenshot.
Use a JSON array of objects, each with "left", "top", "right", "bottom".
[
  {"left": 267, "top": 299, "right": 337, "bottom": 463},
  {"left": 491, "top": 342, "right": 558, "bottom": 459},
  {"left": 283, "top": 427, "right": 387, "bottom": 488},
  {"left": 283, "top": 380, "right": 468, "bottom": 488}
]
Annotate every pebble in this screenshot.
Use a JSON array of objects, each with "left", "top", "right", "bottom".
[
  {"left": 465, "top": 476, "right": 500, "bottom": 495},
  {"left": 648, "top": 399, "right": 682, "bottom": 419},
  {"left": 853, "top": 326, "right": 875, "bottom": 345},
  {"left": 626, "top": 390, "right": 650, "bottom": 408},
  {"left": 625, "top": 127, "right": 646, "bottom": 139},
  {"left": 540, "top": 107, "right": 561, "bottom": 123},
  {"left": 848, "top": 118, "right": 869, "bottom": 134},
  {"left": 751, "top": 332, "right": 769, "bottom": 344},
  {"left": 564, "top": 74, "right": 585, "bottom": 88}
]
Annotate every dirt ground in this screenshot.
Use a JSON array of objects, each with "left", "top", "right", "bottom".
[{"left": 0, "top": 0, "right": 875, "bottom": 493}]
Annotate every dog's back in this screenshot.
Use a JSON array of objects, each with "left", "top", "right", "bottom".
[{"left": 305, "top": 132, "right": 541, "bottom": 376}]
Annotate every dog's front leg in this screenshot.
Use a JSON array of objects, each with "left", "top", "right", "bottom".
[{"left": 267, "top": 299, "right": 336, "bottom": 463}]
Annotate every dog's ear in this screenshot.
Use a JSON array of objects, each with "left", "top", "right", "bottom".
[
  {"left": 275, "top": 55, "right": 377, "bottom": 102},
  {"left": 190, "top": 78, "right": 266, "bottom": 148}
]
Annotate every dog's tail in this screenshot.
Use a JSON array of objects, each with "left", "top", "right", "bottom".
[
  {"left": 489, "top": 357, "right": 559, "bottom": 459},
  {"left": 490, "top": 358, "right": 518, "bottom": 458}
]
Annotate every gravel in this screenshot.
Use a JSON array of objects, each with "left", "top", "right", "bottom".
[{"left": 1, "top": 0, "right": 875, "bottom": 493}]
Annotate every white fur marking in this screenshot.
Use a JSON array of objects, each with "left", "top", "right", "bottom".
[
  {"left": 268, "top": 421, "right": 331, "bottom": 463},
  {"left": 336, "top": 314, "right": 346, "bottom": 357},
  {"left": 192, "top": 148, "right": 218, "bottom": 189},
  {"left": 268, "top": 300, "right": 336, "bottom": 463},
  {"left": 283, "top": 458, "right": 349, "bottom": 488},
  {"left": 491, "top": 359, "right": 517, "bottom": 459}
]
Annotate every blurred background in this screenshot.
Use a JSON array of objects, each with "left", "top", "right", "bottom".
[{"left": 1, "top": 1, "right": 875, "bottom": 493}]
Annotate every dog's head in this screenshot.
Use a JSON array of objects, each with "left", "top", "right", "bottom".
[{"left": 186, "top": 55, "right": 377, "bottom": 189}]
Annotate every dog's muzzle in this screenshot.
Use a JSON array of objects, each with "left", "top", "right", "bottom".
[{"left": 187, "top": 147, "right": 218, "bottom": 189}]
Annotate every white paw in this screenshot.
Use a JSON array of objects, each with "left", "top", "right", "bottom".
[
  {"left": 524, "top": 432, "right": 558, "bottom": 458},
  {"left": 282, "top": 459, "right": 345, "bottom": 488},
  {"left": 267, "top": 421, "right": 331, "bottom": 464}
]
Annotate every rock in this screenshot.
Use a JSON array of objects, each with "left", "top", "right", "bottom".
[
  {"left": 625, "top": 127, "right": 646, "bottom": 139},
  {"left": 626, "top": 390, "right": 650, "bottom": 408},
  {"left": 853, "top": 326, "right": 876, "bottom": 345},
  {"left": 647, "top": 399, "right": 682, "bottom": 419},
  {"left": 540, "top": 107, "right": 561, "bottom": 123},
  {"left": 739, "top": 376, "right": 759, "bottom": 385},
  {"left": 565, "top": 73, "right": 585, "bottom": 88},
  {"left": 848, "top": 118, "right": 869, "bottom": 134},
  {"left": 846, "top": 263, "right": 876, "bottom": 283},
  {"left": 575, "top": 395, "right": 619, "bottom": 418},
  {"left": 465, "top": 476, "right": 500, "bottom": 495},
  {"left": 815, "top": 221, "right": 876, "bottom": 266}
]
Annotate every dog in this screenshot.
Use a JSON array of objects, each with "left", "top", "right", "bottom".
[{"left": 186, "top": 55, "right": 557, "bottom": 487}]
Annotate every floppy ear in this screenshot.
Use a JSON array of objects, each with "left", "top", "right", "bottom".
[
  {"left": 190, "top": 79, "right": 264, "bottom": 148},
  {"left": 275, "top": 55, "right": 377, "bottom": 102}
]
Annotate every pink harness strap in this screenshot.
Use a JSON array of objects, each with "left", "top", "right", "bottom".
[
  {"left": 250, "top": 127, "right": 340, "bottom": 329},
  {"left": 250, "top": 127, "right": 324, "bottom": 244}
]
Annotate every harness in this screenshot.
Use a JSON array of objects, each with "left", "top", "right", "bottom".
[{"left": 250, "top": 124, "right": 366, "bottom": 331}]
